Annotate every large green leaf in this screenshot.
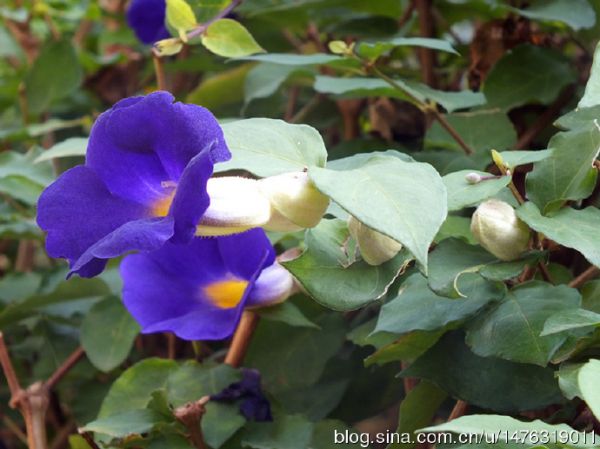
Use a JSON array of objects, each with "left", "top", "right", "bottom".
[
  {"left": 80, "top": 297, "right": 140, "bottom": 372},
  {"left": 309, "top": 155, "right": 447, "bottom": 270},
  {"left": 246, "top": 314, "right": 346, "bottom": 394},
  {"left": 218, "top": 118, "right": 327, "bottom": 176},
  {"left": 34, "top": 137, "right": 88, "bottom": 163},
  {"left": 495, "top": 150, "right": 553, "bottom": 170},
  {"left": 201, "top": 19, "right": 264, "bottom": 58},
  {"left": 483, "top": 44, "right": 576, "bottom": 110},
  {"left": 526, "top": 122, "right": 600, "bottom": 213},
  {"left": 314, "top": 76, "right": 485, "bottom": 113},
  {"left": 403, "top": 333, "right": 562, "bottom": 412},
  {"left": 580, "top": 42, "right": 600, "bottom": 108},
  {"left": 517, "top": 202, "right": 600, "bottom": 268},
  {"left": 509, "top": 0, "right": 596, "bottom": 31},
  {"left": 420, "top": 414, "right": 596, "bottom": 447},
  {"left": 578, "top": 359, "right": 600, "bottom": 421},
  {"left": 244, "top": 63, "right": 303, "bottom": 105},
  {"left": 541, "top": 308, "right": 600, "bottom": 336},
  {"left": 375, "top": 274, "right": 499, "bottom": 335},
  {"left": 82, "top": 409, "right": 165, "bottom": 438},
  {"left": 426, "top": 111, "right": 516, "bottom": 154},
  {"left": 187, "top": 64, "right": 253, "bottom": 110},
  {"left": 242, "top": 413, "right": 314, "bottom": 449},
  {"left": 357, "top": 36, "right": 459, "bottom": 59},
  {"left": 465, "top": 281, "right": 581, "bottom": 366},
  {"left": 25, "top": 39, "right": 83, "bottom": 114},
  {"left": 388, "top": 381, "right": 447, "bottom": 449},
  {"left": 283, "top": 219, "right": 411, "bottom": 311},
  {"left": 443, "top": 170, "right": 510, "bottom": 211},
  {"left": 0, "top": 150, "right": 54, "bottom": 204}
]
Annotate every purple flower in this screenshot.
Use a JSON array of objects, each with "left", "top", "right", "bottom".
[
  {"left": 37, "top": 92, "right": 230, "bottom": 278},
  {"left": 126, "top": 0, "right": 171, "bottom": 45},
  {"left": 212, "top": 368, "right": 272, "bottom": 422},
  {"left": 120, "top": 228, "right": 285, "bottom": 340}
]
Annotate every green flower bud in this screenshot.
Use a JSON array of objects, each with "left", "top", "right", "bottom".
[
  {"left": 196, "top": 177, "right": 271, "bottom": 236},
  {"left": 258, "top": 172, "right": 329, "bottom": 232},
  {"left": 348, "top": 216, "right": 403, "bottom": 266},
  {"left": 470, "top": 199, "right": 530, "bottom": 261}
]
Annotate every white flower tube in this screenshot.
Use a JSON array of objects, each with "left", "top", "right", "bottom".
[
  {"left": 196, "top": 177, "right": 272, "bottom": 236},
  {"left": 348, "top": 216, "right": 403, "bottom": 266},
  {"left": 258, "top": 171, "right": 329, "bottom": 232},
  {"left": 470, "top": 199, "right": 530, "bottom": 261}
]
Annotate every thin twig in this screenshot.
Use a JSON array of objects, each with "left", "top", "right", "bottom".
[
  {"left": 167, "top": 333, "right": 177, "bottom": 359},
  {"left": 45, "top": 347, "right": 85, "bottom": 391},
  {"left": 0, "top": 333, "right": 22, "bottom": 396},
  {"left": 569, "top": 266, "right": 600, "bottom": 289},
  {"left": 224, "top": 311, "right": 259, "bottom": 368},
  {"left": 368, "top": 65, "right": 475, "bottom": 155},
  {"left": 415, "top": 0, "right": 437, "bottom": 87},
  {"left": 153, "top": 53, "right": 167, "bottom": 91},
  {"left": 2, "top": 413, "right": 28, "bottom": 445},
  {"left": 79, "top": 431, "right": 101, "bottom": 449},
  {"left": 537, "top": 261, "right": 554, "bottom": 284},
  {"left": 186, "top": 0, "right": 243, "bottom": 40},
  {"left": 398, "top": 0, "right": 416, "bottom": 28},
  {"left": 448, "top": 400, "right": 468, "bottom": 421}
]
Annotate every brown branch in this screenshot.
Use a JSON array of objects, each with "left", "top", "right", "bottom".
[
  {"left": 284, "top": 86, "right": 300, "bottom": 121},
  {"left": 167, "top": 333, "right": 177, "bottom": 359},
  {"left": 398, "top": 0, "right": 416, "bottom": 29},
  {"left": 174, "top": 396, "right": 210, "bottom": 449},
  {"left": 433, "top": 111, "right": 474, "bottom": 155},
  {"left": 448, "top": 400, "right": 468, "bottom": 421},
  {"left": 0, "top": 333, "right": 22, "bottom": 396},
  {"left": 415, "top": 0, "right": 437, "bottom": 87},
  {"left": 78, "top": 431, "right": 101, "bottom": 449},
  {"left": 224, "top": 311, "right": 259, "bottom": 368},
  {"left": 569, "top": 266, "right": 600, "bottom": 289},
  {"left": 49, "top": 421, "right": 75, "bottom": 449},
  {"left": 153, "top": 53, "right": 167, "bottom": 91},
  {"left": 537, "top": 261, "right": 554, "bottom": 284},
  {"left": 15, "top": 240, "right": 35, "bottom": 272},
  {"left": 45, "top": 347, "right": 85, "bottom": 391}
]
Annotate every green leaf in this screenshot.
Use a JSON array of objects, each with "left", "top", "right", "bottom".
[
  {"left": 495, "top": 150, "right": 553, "bottom": 170},
  {"left": 203, "top": 402, "right": 246, "bottom": 449},
  {"left": 403, "top": 333, "right": 562, "bottom": 412},
  {"left": 218, "top": 118, "right": 327, "bottom": 176},
  {"left": 244, "top": 63, "right": 305, "bottom": 105},
  {"left": 242, "top": 414, "right": 314, "bottom": 449},
  {"left": 388, "top": 381, "right": 447, "bottom": 449},
  {"left": 364, "top": 330, "right": 444, "bottom": 367},
  {"left": 166, "top": 0, "right": 197, "bottom": 39},
  {"left": 0, "top": 277, "right": 109, "bottom": 327},
  {"left": 0, "top": 150, "right": 54, "bottom": 204},
  {"left": 443, "top": 170, "right": 510, "bottom": 211},
  {"left": 483, "top": 44, "right": 576, "bottom": 110},
  {"left": 517, "top": 202, "right": 600, "bottom": 268},
  {"left": 82, "top": 409, "right": 165, "bottom": 438},
  {"left": 555, "top": 105, "right": 600, "bottom": 130},
  {"left": 309, "top": 155, "right": 447, "bottom": 270},
  {"left": 80, "top": 297, "right": 140, "bottom": 372},
  {"left": 428, "top": 238, "right": 530, "bottom": 297},
  {"left": 357, "top": 37, "right": 459, "bottom": 60},
  {"left": 541, "top": 308, "right": 600, "bottom": 336},
  {"left": 26, "top": 39, "right": 83, "bottom": 114},
  {"left": 580, "top": 42, "right": 600, "bottom": 108},
  {"left": 257, "top": 300, "right": 319, "bottom": 329},
  {"left": 435, "top": 216, "right": 477, "bottom": 245},
  {"left": 98, "top": 358, "right": 177, "bottom": 418},
  {"left": 526, "top": 122, "right": 600, "bottom": 213},
  {"left": 420, "top": 414, "right": 595, "bottom": 447},
  {"left": 166, "top": 362, "right": 239, "bottom": 407},
  {"left": 246, "top": 314, "right": 346, "bottom": 394},
  {"left": 577, "top": 359, "right": 600, "bottom": 421},
  {"left": 187, "top": 64, "right": 253, "bottom": 109},
  {"left": 283, "top": 219, "right": 411, "bottom": 311},
  {"left": 465, "top": 281, "right": 581, "bottom": 366},
  {"left": 314, "top": 76, "right": 485, "bottom": 113},
  {"left": 310, "top": 420, "right": 366, "bottom": 448},
  {"left": 375, "top": 274, "right": 498, "bottom": 335},
  {"left": 509, "top": 0, "right": 596, "bottom": 31},
  {"left": 236, "top": 53, "right": 355, "bottom": 69},
  {"left": 34, "top": 137, "right": 88, "bottom": 163},
  {"left": 426, "top": 111, "right": 516, "bottom": 154},
  {"left": 201, "top": 19, "right": 264, "bottom": 57},
  {"left": 558, "top": 363, "right": 585, "bottom": 400}
]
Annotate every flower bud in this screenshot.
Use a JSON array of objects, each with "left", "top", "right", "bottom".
[
  {"left": 196, "top": 177, "right": 272, "bottom": 236},
  {"left": 246, "top": 263, "right": 297, "bottom": 308},
  {"left": 257, "top": 171, "right": 329, "bottom": 232},
  {"left": 470, "top": 199, "right": 530, "bottom": 261},
  {"left": 465, "top": 172, "right": 482, "bottom": 184},
  {"left": 348, "top": 216, "right": 403, "bottom": 266}
]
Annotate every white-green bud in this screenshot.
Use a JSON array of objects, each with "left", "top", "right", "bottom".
[
  {"left": 470, "top": 199, "right": 530, "bottom": 261},
  {"left": 196, "top": 177, "right": 272, "bottom": 236},
  {"left": 258, "top": 171, "right": 329, "bottom": 232},
  {"left": 465, "top": 172, "right": 482, "bottom": 184},
  {"left": 246, "top": 262, "right": 297, "bottom": 308},
  {"left": 348, "top": 216, "right": 403, "bottom": 266}
]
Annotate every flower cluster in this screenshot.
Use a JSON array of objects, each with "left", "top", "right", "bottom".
[{"left": 36, "top": 92, "right": 317, "bottom": 341}]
